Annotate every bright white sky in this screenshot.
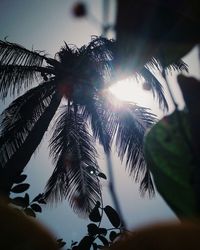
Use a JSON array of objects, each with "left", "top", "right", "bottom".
[{"left": 1, "top": 0, "right": 200, "bottom": 245}]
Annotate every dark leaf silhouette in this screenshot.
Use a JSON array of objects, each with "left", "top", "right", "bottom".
[
  {"left": 72, "top": 246, "right": 79, "bottom": 250},
  {"left": 104, "top": 205, "right": 121, "bottom": 228},
  {"left": 109, "top": 231, "right": 118, "bottom": 242},
  {"left": 87, "top": 223, "right": 99, "bottom": 236},
  {"left": 98, "top": 227, "right": 107, "bottom": 236},
  {"left": 97, "top": 245, "right": 104, "bottom": 249},
  {"left": 78, "top": 236, "right": 94, "bottom": 250},
  {"left": 98, "top": 172, "right": 107, "bottom": 180},
  {"left": 89, "top": 205, "right": 101, "bottom": 222},
  {"left": 57, "top": 239, "right": 66, "bottom": 249},
  {"left": 30, "top": 203, "right": 42, "bottom": 213},
  {"left": 11, "top": 196, "right": 27, "bottom": 207},
  {"left": 0, "top": 91, "right": 60, "bottom": 194},
  {"left": 92, "top": 243, "right": 98, "bottom": 250},
  {"left": 0, "top": 36, "right": 186, "bottom": 211},
  {"left": 97, "top": 235, "right": 109, "bottom": 246},
  {"left": 24, "top": 193, "right": 30, "bottom": 205},
  {"left": 13, "top": 174, "right": 27, "bottom": 184},
  {"left": 11, "top": 183, "right": 30, "bottom": 193},
  {"left": 24, "top": 207, "right": 36, "bottom": 217},
  {"left": 0, "top": 40, "right": 48, "bottom": 98},
  {"left": 71, "top": 241, "right": 78, "bottom": 246}
]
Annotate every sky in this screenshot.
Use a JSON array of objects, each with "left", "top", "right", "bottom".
[{"left": 1, "top": 0, "right": 200, "bottom": 246}]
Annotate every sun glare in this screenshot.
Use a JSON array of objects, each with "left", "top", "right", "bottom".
[{"left": 109, "top": 78, "right": 154, "bottom": 108}]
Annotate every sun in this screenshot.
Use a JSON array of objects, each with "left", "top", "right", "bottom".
[{"left": 109, "top": 77, "right": 154, "bottom": 108}]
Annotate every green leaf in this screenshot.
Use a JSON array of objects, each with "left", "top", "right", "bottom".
[
  {"left": 87, "top": 223, "right": 99, "bottom": 236},
  {"left": 30, "top": 203, "right": 42, "bottom": 212},
  {"left": 104, "top": 205, "right": 121, "bottom": 228},
  {"left": 98, "top": 172, "right": 107, "bottom": 180},
  {"left": 89, "top": 206, "right": 101, "bottom": 222},
  {"left": 97, "top": 235, "right": 109, "bottom": 246},
  {"left": 144, "top": 111, "right": 200, "bottom": 218},
  {"left": 11, "top": 183, "right": 30, "bottom": 193},
  {"left": 24, "top": 207, "right": 36, "bottom": 217},
  {"left": 13, "top": 174, "right": 27, "bottom": 184}
]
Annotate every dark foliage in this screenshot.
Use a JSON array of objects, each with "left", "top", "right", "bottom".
[{"left": 0, "top": 37, "right": 187, "bottom": 214}]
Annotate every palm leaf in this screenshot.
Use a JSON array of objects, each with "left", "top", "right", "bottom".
[
  {"left": 45, "top": 107, "right": 101, "bottom": 216},
  {"left": 139, "top": 169, "right": 155, "bottom": 197},
  {"left": 116, "top": 104, "right": 155, "bottom": 176},
  {"left": 86, "top": 36, "right": 114, "bottom": 81},
  {"left": 115, "top": 104, "right": 156, "bottom": 194},
  {"left": 140, "top": 66, "right": 169, "bottom": 111},
  {"left": 0, "top": 64, "right": 54, "bottom": 99},
  {"left": 0, "top": 39, "right": 47, "bottom": 66},
  {"left": 83, "top": 95, "right": 112, "bottom": 153},
  {"left": 165, "top": 59, "right": 188, "bottom": 73},
  {"left": 0, "top": 87, "right": 61, "bottom": 194},
  {"left": 0, "top": 80, "right": 56, "bottom": 167},
  {"left": 84, "top": 91, "right": 156, "bottom": 195},
  {"left": 103, "top": 93, "right": 156, "bottom": 194}
]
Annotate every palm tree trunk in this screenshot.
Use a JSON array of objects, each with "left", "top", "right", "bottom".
[{"left": 0, "top": 94, "right": 61, "bottom": 196}]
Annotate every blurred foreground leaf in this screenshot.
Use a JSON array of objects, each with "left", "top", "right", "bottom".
[{"left": 144, "top": 111, "right": 200, "bottom": 218}]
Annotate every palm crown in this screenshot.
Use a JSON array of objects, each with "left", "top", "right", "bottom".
[{"left": 0, "top": 37, "right": 187, "bottom": 216}]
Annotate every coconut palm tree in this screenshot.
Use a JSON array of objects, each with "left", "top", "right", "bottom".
[{"left": 0, "top": 37, "right": 187, "bottom": 215}]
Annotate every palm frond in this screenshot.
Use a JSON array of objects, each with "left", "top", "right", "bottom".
[
  {"left": 55, "top": 42, "right": 105, "bottom": 93},
  {"left": 103, "top": 93, "right": 156, "bottom": 194},
  {"left": 0, "top": 80, "right": 56, "bottom": 167},
  {"left": 86, "top": 36, "right": 114, "bottom": 81},
  {"left": 0, "top": 40, "right": 47, "bottom": 66},
  {"left": 88, "top": 36, "right": 114, "bottom": 61},
  {"left": 56, "top": 37, "right": 114, "bottom": 91},
  {"left": 45, "top": 107, "right": 101, "bottom": 216},
  {"left": 139, "top": 169, "right": 155, "bottom": 197},
  {"left": 82, "top": 95, "right": 112, "bottom": 153},
  {"left": 147, "top": 57, "right": 188, "bottom": 73},
  {"left": 0, "top": 64, "right": 54, "bottom": 99},
  {"left": 0, "top": 91, "right": 61, "bottom": 194},
  {"left": 116, "top": 104, "right": 155, "bottom": 178},
  {"left": 140, "top": 66, "right": 169, "bottom": 111},
  {"left": 165, "top": 59, "right": 188, "bottom": 73}
]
